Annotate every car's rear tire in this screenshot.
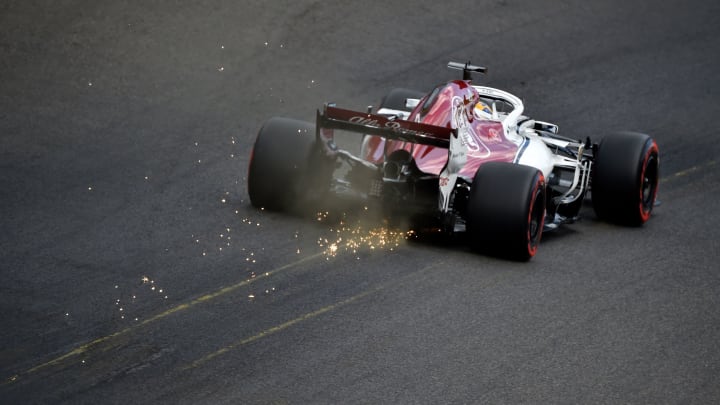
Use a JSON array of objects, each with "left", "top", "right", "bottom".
[
  {"left": 466, "top": 162, "right": 546, "bottom": 261},
  {"left": 248, "top": 117, "right": 329, "bottom": 212},
  {"left": 592, "top": 132, "right": 659, "bottom": 226}
]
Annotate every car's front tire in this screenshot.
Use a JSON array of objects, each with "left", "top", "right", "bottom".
[
  {"left": 466, "top": 162, "right": 546, "bottom": 261},
  {"left": 592, "top": 132, "right": 659, "bottom": 225}
]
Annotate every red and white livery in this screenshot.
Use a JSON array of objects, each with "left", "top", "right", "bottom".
[{"left": 248, "top": 61, "right": 659, "bottom": 260}]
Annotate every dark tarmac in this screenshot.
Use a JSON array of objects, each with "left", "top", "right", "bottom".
[{"left": 2, "top": 1, "right": 719, "bottom": 403}]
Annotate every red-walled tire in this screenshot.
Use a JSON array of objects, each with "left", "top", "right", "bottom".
[
  {"left": 467, "top": 162, "right": 546, "bottom": 261},
  {"left": 592, "top": 132, "right": 659, "bottom": 226},
  {"left": 248, "top": 117, "right": 327, "bottom": 212}
]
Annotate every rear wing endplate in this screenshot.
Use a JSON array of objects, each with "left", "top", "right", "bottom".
[{"left": 317, "top": 104, "right": 454, "bottom": 148}]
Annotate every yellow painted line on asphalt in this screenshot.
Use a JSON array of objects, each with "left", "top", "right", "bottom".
[
  {"left": 182, "top": 283, "right": 382, "bottom": 370},
  {"left": 660, "top": 159, "right": 716, "bottom": 183},
  {"left": 4, "top": 252, "right": 323, "bottom": 385},
  {"left": 182, "top": 262, "right": 444, "bottom": 371}
]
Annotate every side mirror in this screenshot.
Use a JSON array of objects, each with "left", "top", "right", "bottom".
[{"left": 405, "top": 98, "right": 421, "bottom": 109}]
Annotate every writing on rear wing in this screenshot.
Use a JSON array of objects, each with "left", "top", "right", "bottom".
[{"left": 318, "top": 104, "right": 454, "bottom": 147}]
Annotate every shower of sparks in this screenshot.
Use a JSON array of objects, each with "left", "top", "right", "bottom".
[{"left": 315, "top": 217, "right": 412, "bottom": 258}]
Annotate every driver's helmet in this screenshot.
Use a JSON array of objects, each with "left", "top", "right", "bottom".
[{"left": 474, "top": 100, "right": 492, "bottom": 119}]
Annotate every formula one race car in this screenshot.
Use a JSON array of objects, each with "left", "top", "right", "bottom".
[{"left": 248, "top": 61, "right": 659, "bottom": 260}]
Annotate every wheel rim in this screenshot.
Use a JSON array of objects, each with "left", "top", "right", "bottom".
[
  {"left": 639, "top": 146, "right": 659, "bottom": 222},
  {"left": 642, "top": 156, "right": 658, "bottom": 208},
  {"left": 526, "top": 177, "right": 545, "bottom": 257}
]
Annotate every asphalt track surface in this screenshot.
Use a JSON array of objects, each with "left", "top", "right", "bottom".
[{"left": 2, "top": 1, "right": 720, "bottom": 403}]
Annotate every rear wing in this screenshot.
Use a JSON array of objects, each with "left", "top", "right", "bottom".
[{"left": 316, "top": 104, "right": 455, "bottom": 148}]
